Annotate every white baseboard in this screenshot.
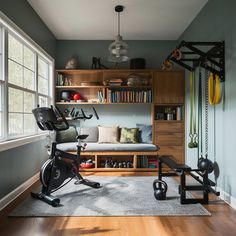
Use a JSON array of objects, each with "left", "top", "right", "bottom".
[
  {"left": 0, "top": 173, "right": 39, "bottom": 211},
  {"left": 217, "top": 187, "right": 236, "bottom": 210}
]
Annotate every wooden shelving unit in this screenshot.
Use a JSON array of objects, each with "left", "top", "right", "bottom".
[
  {"left": 78, "top": 152, "right": 158, "bottom": 172},
  {"left": 55, "top": 69, "right": 153, "bottom": 105},
  {"left": 55, "top": 69, "right": 185, "bottom": 172}
]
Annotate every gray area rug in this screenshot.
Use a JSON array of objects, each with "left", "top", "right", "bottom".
[{"left": 9, "top": 176, "right": 210, "bottom": 217}]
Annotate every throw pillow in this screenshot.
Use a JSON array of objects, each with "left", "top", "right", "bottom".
[
  {"left": 56, "top": 126, "right": 78, "bottom": 143},
  {"left": 98, "top": 126, "right": 119, "bottom": 143},
  {"left": 136, "top": 124, "right": 152, "bottom": 144},
  {"left": 120, "top": 128, "right": 139, "bottom": 143},
  {"left": 79, "top": 127, "right": 98, "bottom": 142}
]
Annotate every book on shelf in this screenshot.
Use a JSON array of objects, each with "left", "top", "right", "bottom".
[
  {"left": 107, "top": 89, "right": 152, "bottom": 103},
  {"left": 176, "top": 106, "right": 183, "bottom": 120},
  {"left": 97, "top": 90, "right": 104, "bottom": 102}
]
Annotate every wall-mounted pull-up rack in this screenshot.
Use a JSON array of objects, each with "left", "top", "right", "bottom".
[{"left": 163, "top": 41, "right": 225, "bottom": 82}]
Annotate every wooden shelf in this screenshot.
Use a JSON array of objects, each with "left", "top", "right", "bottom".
[
  {"left": 56, "top": 102, "right": 152, "bottom": 105},
  {"left": 80, "top": 168, "right": 158, "bottom": 172},
  {"left": 56, "top": 85, "right": 105, "bottom": 89},
  {"left": 154, "top": 120, "right": 183, "bottom": 123}
]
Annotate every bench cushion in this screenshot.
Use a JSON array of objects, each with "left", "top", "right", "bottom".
[{"left": 57, "top": 142, "right": 158, "bottom": 152}]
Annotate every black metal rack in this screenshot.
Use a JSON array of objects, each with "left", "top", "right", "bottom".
[{"left": 164, "top": 41, "right": 225, "bottom": 82}]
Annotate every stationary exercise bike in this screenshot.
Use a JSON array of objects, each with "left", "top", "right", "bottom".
[{"left": 31, "top": 106, "right": 100, "bottom": 207}]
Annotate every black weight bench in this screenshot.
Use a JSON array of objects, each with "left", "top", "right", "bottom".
[{"left": 157, "top": 156, "right": 219, "bottom": 204}]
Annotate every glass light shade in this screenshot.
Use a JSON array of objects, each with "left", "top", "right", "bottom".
[{"left": 108, "top": 35, "right": 129, "bottom": 62}]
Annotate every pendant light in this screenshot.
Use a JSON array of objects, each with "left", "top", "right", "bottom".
[{"left": 108, "top": 5, "right": 129, "bottom": 62}]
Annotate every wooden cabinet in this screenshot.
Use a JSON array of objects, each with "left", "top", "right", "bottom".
[
  {"left": 153, "top": 71, "right": 185, "bottom": 104},
  {"left": 153, "top": 70, "right": 185, "bottom": 164}
]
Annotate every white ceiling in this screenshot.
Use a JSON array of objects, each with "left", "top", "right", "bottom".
[{"left": 27, "top": 0, "right": 208, "bottom": 40}]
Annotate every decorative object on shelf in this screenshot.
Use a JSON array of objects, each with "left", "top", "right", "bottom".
[
  {"left": 127, "top": 73, "right": 149, "bottom": 86},
  {"left": 130, "top": 58, "right": 146, "bottom": 69},
  {"left": 108, "top": 5, "right": 129, "bottom": 63},
  {"left": 60, "top": 90, "right": 73, "bottom": 102},
  {"left": 91, "top": 57, "right": 108, "bottom": 69},
  {"left": 155, "top": 105, "right": 182, "bottom": 121},
  {"left": 57, "top": 74, "right": 64, "bottom": 86},
  {"left": 65, "top": 57, "right": 78, "bottom": 69},
  {"left": 72, "top": 93, "right": 81, "bottom": 101}
]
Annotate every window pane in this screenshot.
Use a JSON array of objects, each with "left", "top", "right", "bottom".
[
  {"left": 0, "top": 27, "right": 2, "bottom": 81},
  {"left": 8, "top": 34, "right": 23, "bottom": 64},
  {"left": 9, "top": 113, "right": 23, "bottom": 135},
  {"left": 8, "top": 87, "right": 23, "bottom": 112},
  {"left": 8, "top": 60, "right": 23, "bottom": 86},
  {"left": 0, "top": 56, "right": 2, "bottom": 81},
  {"left": 38, "top": 76, "right": 48, "bottom": 95},
  {"left": 24, "top": 92, "right": 35, "bottom": 113},
  {"left": 0, "top": 113, "right": 2, "bottom": 137},
  {"left": 24, "top": 68, "right": 35, "bottom": 90},
  {"left": 38, "top": 57, "right": 48, "bottom": 78},
  {"left": 24, "top": 46, "right": 34, "bottom": 71},
  {"left": 24, "top": 114, "right": 35, "bottom": 134},
  {"left": 0, "top": 27, "right": 2, "bottom": 54},
  {"left": 38, "top": 96, "right": 48, "bottom": 107}
]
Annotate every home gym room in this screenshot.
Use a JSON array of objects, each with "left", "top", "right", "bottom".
[{"left": 0, "top": 0, "right": 236, "bottom": 235}]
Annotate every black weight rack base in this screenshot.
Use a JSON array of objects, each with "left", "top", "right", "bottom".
[{"left": 157, "top": 156, "right": 219, "bottom": 205}]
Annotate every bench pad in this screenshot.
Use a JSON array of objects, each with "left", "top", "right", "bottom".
[{"left": 57, "top": 142, "right": 158, "bottom": 152}]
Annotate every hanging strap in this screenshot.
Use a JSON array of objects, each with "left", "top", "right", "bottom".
[
  {"left": 208, "top": 73, "right": 221, "bottom": 105},
  {"left": 189, "top": 72, "right": 193, "bottom": 136}
]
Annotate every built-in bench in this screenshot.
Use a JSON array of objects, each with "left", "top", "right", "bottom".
[{"left": 57, "top": 142, "right": 159, "bottom": 172}]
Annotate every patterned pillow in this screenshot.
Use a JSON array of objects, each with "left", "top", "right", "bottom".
[{"left": 120, "top": 128, "right": 139, "bottom": 143}]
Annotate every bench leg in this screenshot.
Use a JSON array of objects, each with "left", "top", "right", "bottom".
[{"left": 180, "top": 172, "right": 186, "bottom": 204}]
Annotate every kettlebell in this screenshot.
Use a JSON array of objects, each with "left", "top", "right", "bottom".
[{"left": 153, "top": 179, "right": 168, "bottom": 200}]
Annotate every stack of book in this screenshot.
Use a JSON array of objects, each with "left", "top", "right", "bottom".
[
  {"left": 108, "top": 78, "right": 123, "bottom": 86},
  {"left": 148, "top": 159, "right": 158, "bottom": 168},
  {"left": 138, "top": 156, "right": 157, "bottom": 168}
]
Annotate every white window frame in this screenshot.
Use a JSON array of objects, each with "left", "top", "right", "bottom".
[{"left": 0, "top": 10, "right": 54, "bottom": 149}]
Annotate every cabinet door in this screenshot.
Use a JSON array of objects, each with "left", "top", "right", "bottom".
[
  {"left": 153, "top": 71, "right": 185, "bottom": 104},
  {"left": 157, "top": 146, "right": 184, "bottom": 163}
]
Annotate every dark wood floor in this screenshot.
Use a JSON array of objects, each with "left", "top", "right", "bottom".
[{"left": 1, "top": 172, "right": 236, "bottom": 236}]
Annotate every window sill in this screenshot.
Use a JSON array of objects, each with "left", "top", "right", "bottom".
[{"left": 0, "top": 134, "right": 48, "bottom": 152}]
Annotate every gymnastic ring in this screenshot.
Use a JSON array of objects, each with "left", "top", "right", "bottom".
[
  {"left": 171, "top": 49, "right": 182, "bottom": 60},
  {"left": 161, "top": 60, "right": 173, "bottom": 71}
]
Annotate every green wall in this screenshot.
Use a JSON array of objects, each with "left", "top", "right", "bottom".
[
  {"left": 55, "top": 40, "right": 177, "bottom": 130},
  {"left": 180, "top": 0, "right": 236, "bottom": 198},
  {"left": 0, "top": 0, "right": 56, "bottom": 57},
  {"left": 0, "top": 0, "right": 55, "bottom": 199},
  {"left": 56, "top": 40, "right": 176, "bottom": 69}
]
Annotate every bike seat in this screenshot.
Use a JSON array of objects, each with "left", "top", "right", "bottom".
[{"left": 76, "top": 134, "right": 89, "bottom": 140}]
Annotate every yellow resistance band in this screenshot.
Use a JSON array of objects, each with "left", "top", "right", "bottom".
[{"left": 208, "top": 73, "right": 221, "bottom": 105}]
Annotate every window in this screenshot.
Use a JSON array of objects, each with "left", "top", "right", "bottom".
[
  {"left": 0, "top": 17, "right": 54, "bottom": 142},
  {"left": 0, "top": 27, "right": 3, "bottom": 139}
]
